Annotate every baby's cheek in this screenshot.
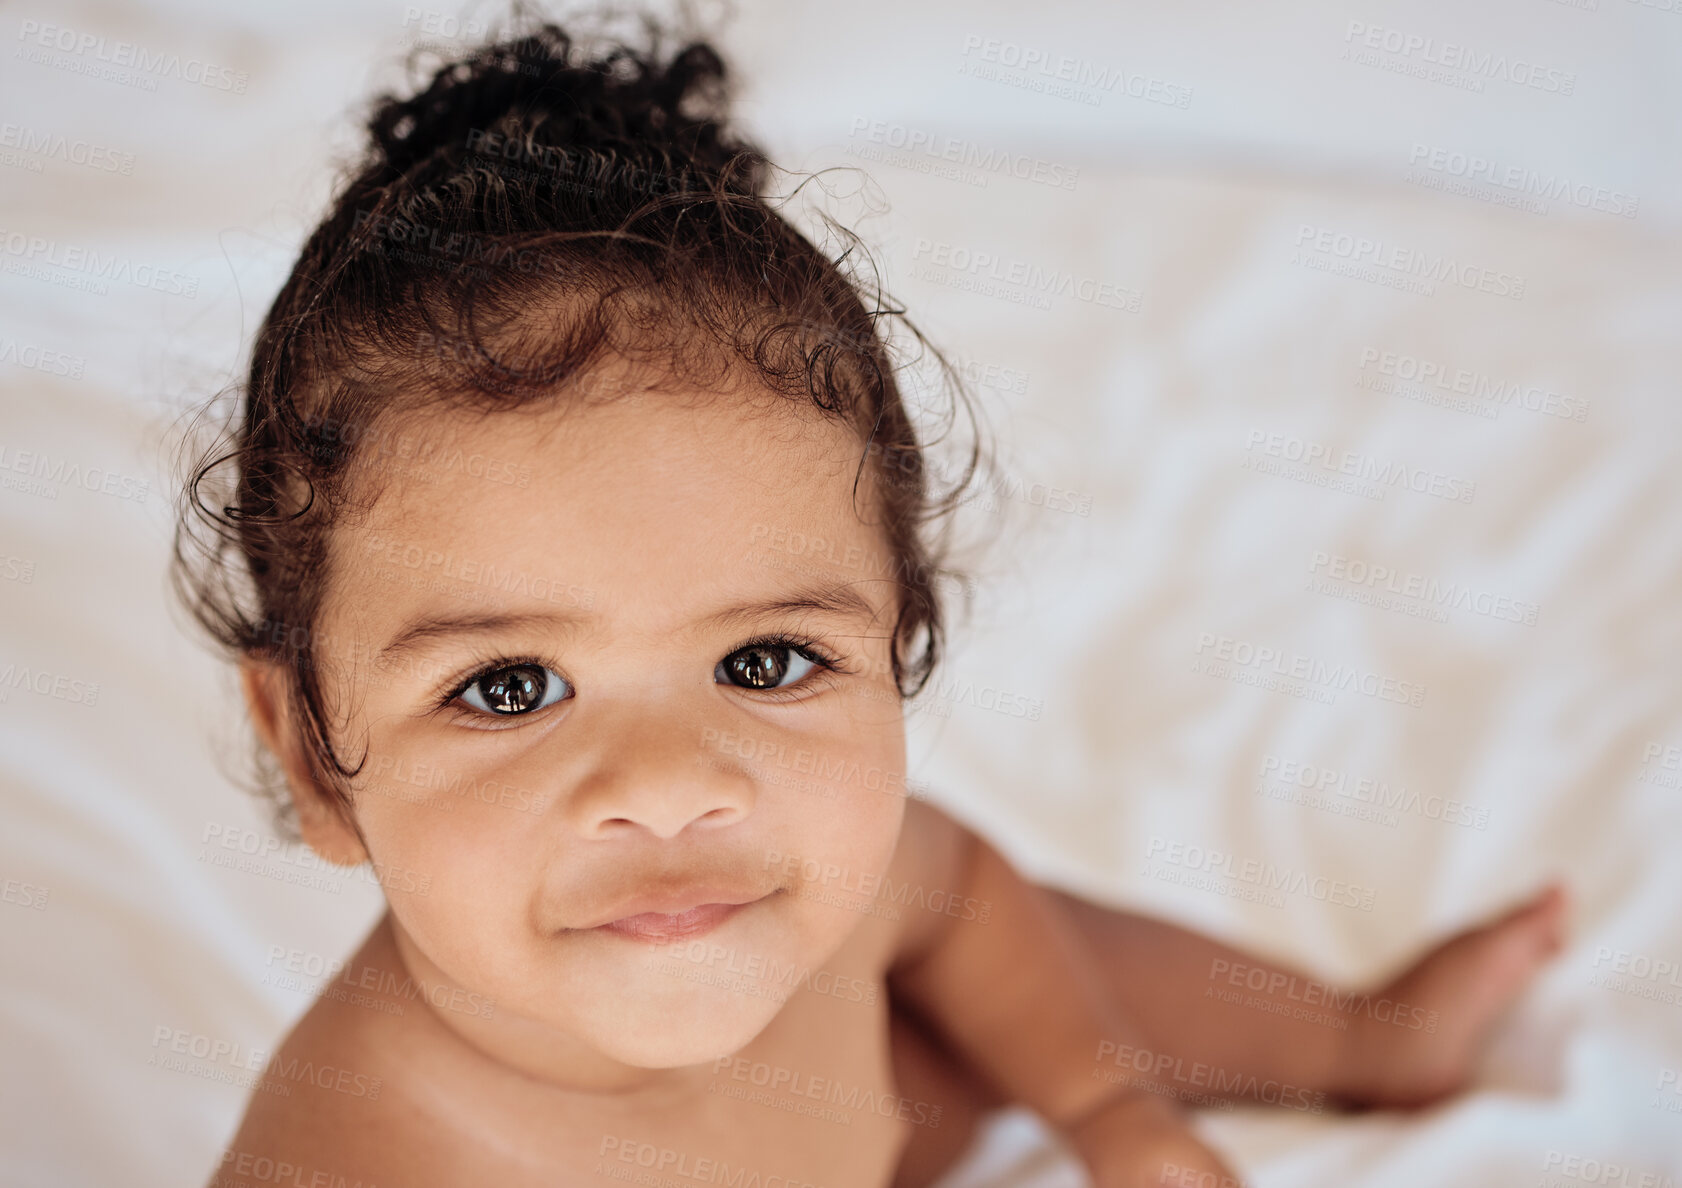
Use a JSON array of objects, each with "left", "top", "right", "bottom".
[
  {"left": 779, "top": 770, "right": 905, "bottom": 932},
  {"left": 371, "top": 807, "right": 528, "bottom": 980},
  {"left": 840, "top": 729, "right": 909, "bottom": 857}
]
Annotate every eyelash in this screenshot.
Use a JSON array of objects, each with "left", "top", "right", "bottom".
[{"left": 432, "top": 634, "right": 851, "bottom": 718}]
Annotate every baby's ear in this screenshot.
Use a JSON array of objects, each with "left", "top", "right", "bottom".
[{"left": 239, "top": 660, "right": 369, "bottom": 868}]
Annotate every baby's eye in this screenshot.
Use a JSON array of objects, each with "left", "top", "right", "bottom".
[
  {"left": 457, "top": 663, "right": 571, "bottom": 716},
  {"left": 715, "top": 643, "right": 818, "bottom": 691}
]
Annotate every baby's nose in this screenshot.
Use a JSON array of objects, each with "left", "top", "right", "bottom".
[
  {"left": 580, "top": 781, "right": 750, "bottom": 840},
  {"left": 564, "top": 712, "right": 755, "bottom": 840}
]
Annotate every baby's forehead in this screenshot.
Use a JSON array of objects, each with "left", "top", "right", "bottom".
[
  {"left": 322, "top": 385, "right": 897, "bottom": 631},
  {"left": 354, "top": 380, "right": 870, "bottom": 511}
]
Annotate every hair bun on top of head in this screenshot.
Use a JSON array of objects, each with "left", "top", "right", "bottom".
[{"left": 360, "top": 19, "right": 763, "bottom": 209}]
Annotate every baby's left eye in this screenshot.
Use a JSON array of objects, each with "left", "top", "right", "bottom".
[
  {"left": 457, "top": 663, "right": 571, "bottom": 716},
  {"left": 715, "top": 644, "right": 817, "bottom": 691}
]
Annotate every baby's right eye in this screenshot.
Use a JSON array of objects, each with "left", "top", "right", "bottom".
[{"left": 455, "top": 663, "right": 572, "bottom": 717}]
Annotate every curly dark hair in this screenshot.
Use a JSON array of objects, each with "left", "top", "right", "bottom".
[{"left": 172, "top": 12, "right": 983, "bottom": 833}]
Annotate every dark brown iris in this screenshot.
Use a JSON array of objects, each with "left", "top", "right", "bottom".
[
  {"left": 723, "top": 645, "right": 789, "bottom": 689},
  {"left": 478, "top": 665, "right": 549, "bottom": 713}
]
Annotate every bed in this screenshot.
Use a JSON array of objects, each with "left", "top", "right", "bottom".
[{"left": 1, "top": 1, "right": 1678, "bottom": 1184}]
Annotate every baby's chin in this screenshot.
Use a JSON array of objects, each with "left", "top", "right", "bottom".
[
  {"left": 535, "top": 947, "right": 799, "bottom": 1067},
  {"left": 573, "top": 989, "right": 788, "bottom": 1069}
]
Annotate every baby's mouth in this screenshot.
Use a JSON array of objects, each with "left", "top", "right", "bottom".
[
  {"left": 595, "top": 902, "right": 751, "bottom": 943},
  {"left": 577, "top": 884, "right": 778, "bottom": 943}
]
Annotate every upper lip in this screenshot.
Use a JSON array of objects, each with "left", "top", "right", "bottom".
[{"left": 575, "top": 882, "right": 774, "bottom": 931}]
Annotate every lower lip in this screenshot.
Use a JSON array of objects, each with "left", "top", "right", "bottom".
[{"left": 596, "top": 902, "right": 749, "bottom": 944}]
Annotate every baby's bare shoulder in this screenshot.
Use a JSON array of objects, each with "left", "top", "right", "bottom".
[
  {"left": 207, "top": 977, "right": 442, "bottom": 1187},
  {"left": 882, "top": 796, "right": 981, "bottom": 969}
]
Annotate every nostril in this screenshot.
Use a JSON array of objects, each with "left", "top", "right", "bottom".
[{"left": 696, "top": 804, "right": 745, "bottom": 825}]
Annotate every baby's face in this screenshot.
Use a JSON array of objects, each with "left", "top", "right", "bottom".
[{"left": 293, "top": 374, "right": 909, "bottom": 1073}]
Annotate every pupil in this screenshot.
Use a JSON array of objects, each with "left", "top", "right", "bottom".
[
  {"left": 729, "top": 646, "right": 788, "bottom": 689},
  {"left": 482, "top": 665, "right": 545, "bottom": 714}
]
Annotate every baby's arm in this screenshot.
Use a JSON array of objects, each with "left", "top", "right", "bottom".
[{"left": 887, "top": 801, "right": 1238, "bottom": 1187}]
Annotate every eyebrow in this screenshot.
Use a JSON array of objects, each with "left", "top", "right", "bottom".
[
  {"left": 377, "top": 609, "right": 584, "bottom": 665},
  {"left": 375, "top": 581, "right": 886, "bottom": 665},
  {"left": 702, "top": 582, "right": 885, "bottom": 634}
]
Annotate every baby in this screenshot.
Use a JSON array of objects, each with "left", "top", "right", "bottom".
[{"left": 178, "top": 18, "right": 1566, "bottom": 1188}]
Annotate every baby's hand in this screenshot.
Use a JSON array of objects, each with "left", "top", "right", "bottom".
[{"left": 1065, "top": 1092, "right": 1245, "bottom": 1188}]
